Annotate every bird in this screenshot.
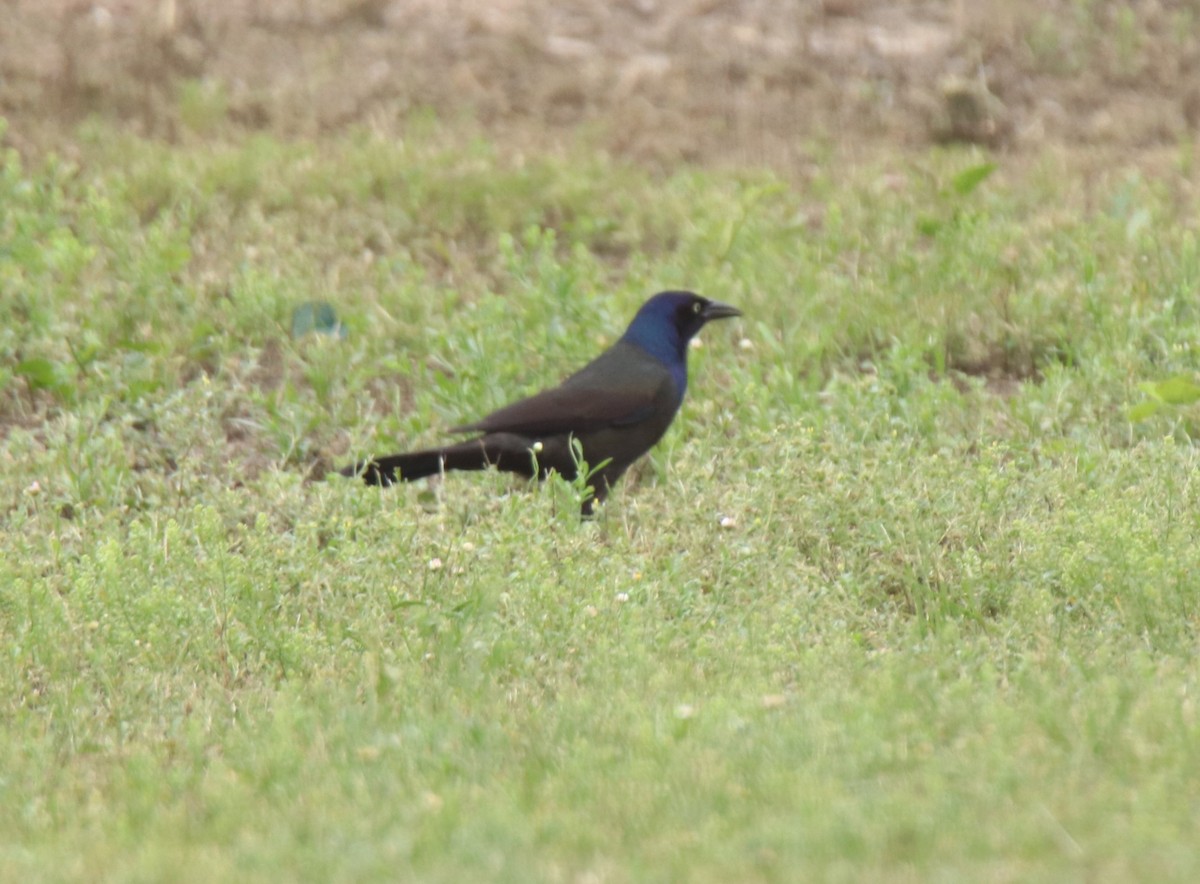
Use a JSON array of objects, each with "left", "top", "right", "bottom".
[{"left": 340, "top": 290, "right": 741, "bottom": 513}]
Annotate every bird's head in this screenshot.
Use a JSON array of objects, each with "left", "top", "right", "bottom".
[{"left": 620, "top": 291, "right": 742, "bottom": 365}]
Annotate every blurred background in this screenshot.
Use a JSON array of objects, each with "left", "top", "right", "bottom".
[{"left": 4, "top": 0, "right": 1198, "bottom": 169}]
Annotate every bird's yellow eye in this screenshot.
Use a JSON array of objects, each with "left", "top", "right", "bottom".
[{"left": 692, "top": 300, "right": 703, "bottom": 314}]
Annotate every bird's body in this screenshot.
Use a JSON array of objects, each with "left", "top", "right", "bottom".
[{"left": 342, "top": 291, "right": 740, "bottom": 511}]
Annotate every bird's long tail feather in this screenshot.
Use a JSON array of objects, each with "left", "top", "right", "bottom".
[{"left": 341, "top": 437, "right": 534, "bottom": 486}]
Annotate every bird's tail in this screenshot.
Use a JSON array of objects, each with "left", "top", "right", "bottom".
[{"left": 340, "top": 438, "right": 517, "bottom": 486}]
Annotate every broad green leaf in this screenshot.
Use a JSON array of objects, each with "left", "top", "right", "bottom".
[
  {"left": 952, "top": 162, "right": 997, "bottom": 196},
  {"left": 1127, "top": 400, "right": 1163, "bottom": 422},
  {"left": 1152, "top": 375, "right": 1200, "bottom": 406},
  {"left": 1137, "top": 379, "right": 1164, "bottom": 400},
  {"left": 15, "top": 357, "right": 68, "bottom": 391}
]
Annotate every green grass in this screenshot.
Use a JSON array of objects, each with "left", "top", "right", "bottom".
[{"left": 3, "top": 116, "right": 1200, "bottom": 881}]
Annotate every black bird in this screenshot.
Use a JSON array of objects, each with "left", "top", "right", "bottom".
[{"left": 341, "top": 290, "right": 741, "bottom": 512}]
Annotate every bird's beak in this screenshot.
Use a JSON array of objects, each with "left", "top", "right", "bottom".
[{"left": 701, "top": 300, "right": 742, "bottom": 322}]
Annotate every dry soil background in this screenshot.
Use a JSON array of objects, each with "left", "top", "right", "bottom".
[{"left": 3, "top": 0, "right": 1199, "bottom": 169}]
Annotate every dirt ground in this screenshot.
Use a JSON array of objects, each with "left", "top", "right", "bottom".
[{"left": 2, "top": 0, "right": 1198, "bottom": 169}]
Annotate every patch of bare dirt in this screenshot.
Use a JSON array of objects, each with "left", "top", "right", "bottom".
[{"left": 3, "top": 1, "right": 1198, "bottom": 167}]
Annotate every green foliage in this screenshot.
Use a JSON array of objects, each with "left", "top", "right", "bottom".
[
  {"left": 4, "top": 119, "right": 1200, "bottom": 880},
  {"left": 915, "top": 159, "right": 996, "bottom": 236},
  {"left": 1130, "top": 374, "right": 1200, "bottom": 423},
  {"left": 13, "top": 356, "right": 74, "bottom": 401},
  {"left": 951, "top": 161, "right": 997, "bottom": 196}
]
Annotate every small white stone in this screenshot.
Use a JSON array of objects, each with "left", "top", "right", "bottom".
[
  {"left": 91, "top": 6, "right": 114, "bottom": 31},
  {"left": 719, "top": 515, "right": 736, "bottom": 529},
  {"left": 428, "top": 557, "right": 443, "bottom": 571}
]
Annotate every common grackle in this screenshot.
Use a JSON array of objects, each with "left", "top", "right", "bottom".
[{"left": 341, "top": 290, "right": 741, "bottom": 512}]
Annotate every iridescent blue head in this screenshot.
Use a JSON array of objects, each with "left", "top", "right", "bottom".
[{"left": 618, "top": 291, "right": 742, "bottom": 370}]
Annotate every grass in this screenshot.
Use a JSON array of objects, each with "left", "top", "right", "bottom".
[{"left": 3, "top": 115, "right": 1200, "bottom": 881}]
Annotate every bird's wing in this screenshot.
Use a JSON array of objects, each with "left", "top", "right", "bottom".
[
  {"left": 454, "top": 385, "right": 659, "bottom": 436},
  {"left": 452, "top": 343, "right": 676, "bottom": 436}
]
